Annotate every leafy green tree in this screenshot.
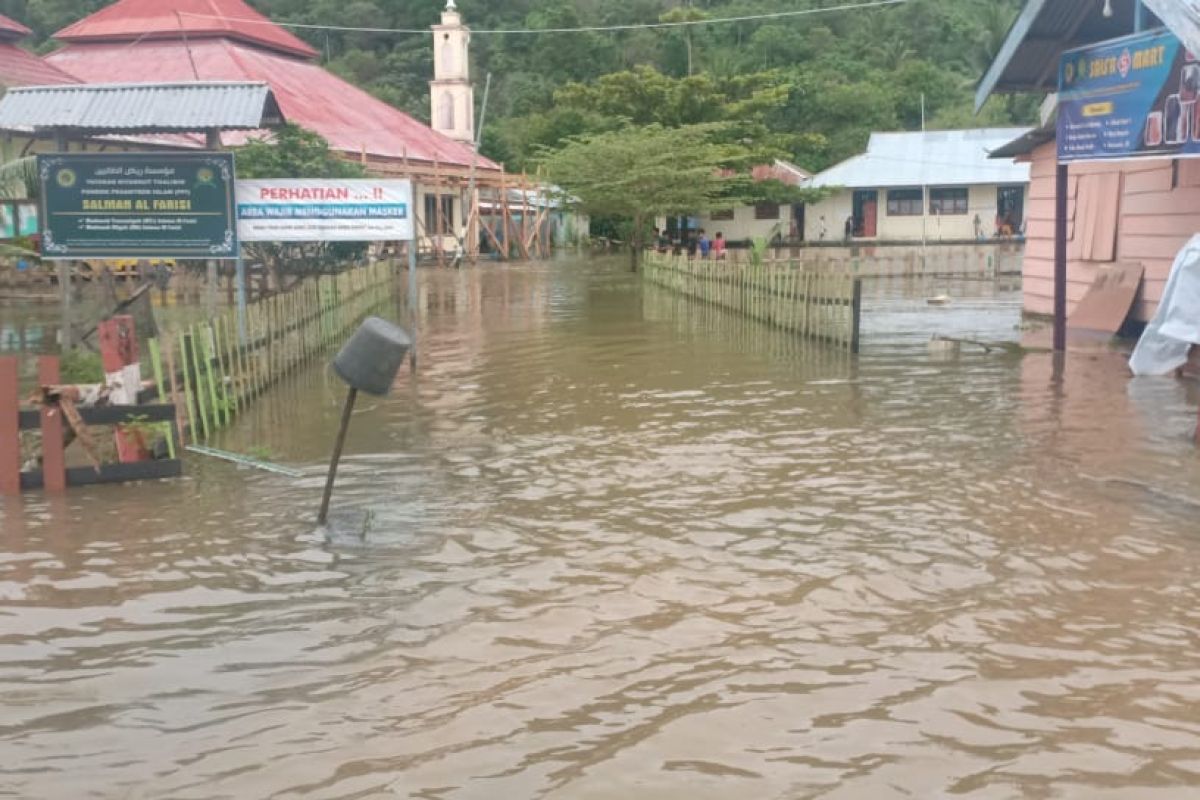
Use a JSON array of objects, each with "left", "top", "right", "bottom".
[
  {"left": 9, "top": 0, "right": 1035, "bottom": 182},
  {"left": 658, "top": 5, "right": 708, "bottom": 76},
  {"left": 540, "top": 123, "right": 750, "bottom": 270},
  {"left": 236, "top": 123, "right": 364, "bottom": 180}
]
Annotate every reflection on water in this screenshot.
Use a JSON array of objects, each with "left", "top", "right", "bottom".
[{"left": 2, "top": 257, "right": 1200, "bottom": 799}]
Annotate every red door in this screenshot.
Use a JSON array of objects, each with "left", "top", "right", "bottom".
[
  {"left": 852, "top": 189, "right": 878, "bottom": 238},
  {"left": 862, "top": 196, "right": 878, "bottom": 238}
]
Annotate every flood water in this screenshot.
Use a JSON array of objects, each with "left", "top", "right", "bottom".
[{"left": 3, "top": 257, "right": 1200, "bottom": 799}]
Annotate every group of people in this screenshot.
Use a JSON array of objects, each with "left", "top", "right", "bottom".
[{"left": 654, "top": 229, "right": 728, "bottom": 259}]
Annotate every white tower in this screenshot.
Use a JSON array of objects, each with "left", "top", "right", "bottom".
[{"left": 431, "top": 0, "right": 475, "bottom": 145}]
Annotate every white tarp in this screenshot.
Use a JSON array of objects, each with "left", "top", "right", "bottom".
[
  {"left": 1143, "top": 0, "right": 1200, "bottom": 57},
  {"left": 237, "top": 179, "right": 414, "bottom": 243},
  {"left": 1129, "top": 234, "right": 1200, "bottom": 375}
]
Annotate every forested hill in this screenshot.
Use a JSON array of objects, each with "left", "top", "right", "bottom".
[{"left": 3, "top": 0, "right": 1035, "bottom": 173}]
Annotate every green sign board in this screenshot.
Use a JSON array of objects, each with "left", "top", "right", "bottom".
[{"left": 37, "top": 153, "right": 238, "bottom": 260}]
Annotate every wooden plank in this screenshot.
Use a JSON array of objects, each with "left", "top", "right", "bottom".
[
  {"left": 1122, "top": 165, "right": 1174, "bottom": 195},
  {"left": 20, "top": 460, "right": 183, "bottom": 490},
  {"left": 1119, "top": 214, "right": 1200, "bottom": 237},
  {"left": 38, "top": 356, "right": 66, "bottom": 492},
  {"left": 1068, "top": 262, "right": 1145, "bottom": 334},
  {"left": 0, "top": 356, "right": 19, "bottom": 495}
]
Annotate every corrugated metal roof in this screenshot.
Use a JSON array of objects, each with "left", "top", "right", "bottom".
[
  {"left": 975, "top": 0, "right": 1152, "bottom": 111},
  {"left": 989, "top": 122, "right": 1056, "bottom": 159},
  {"left": 47, "top": 39, "right": 500, "bottom": 170},
  {"left": 55, "top": 0, "right": 318, "bottom": 59},
  {"left": 0, "top": 81, "right": 284, "bottom": 132},
  {"left": 808, "top": 129, "right": 1032, "bottom": 189},
  {"left": 0, "top": 43, "right": 79, "bottom": 87},
  {"left": 0, "top": 13, "right": 31, "bottom": 39}
]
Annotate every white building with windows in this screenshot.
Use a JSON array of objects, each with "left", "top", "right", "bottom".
[
  {"left": 804, "top": 129, "right": 1032, "bottom": 243},
  {"left": 657, "top": 160, "right": 811, "bottom": 247}
]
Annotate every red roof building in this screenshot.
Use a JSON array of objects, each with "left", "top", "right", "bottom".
[
  {"left": 46, "top": 0, "right": 498, "bottom": 174},
  {"left": 55, "top": 0, "right": 317, "bottom": 59},
  {"left": 0, "top": 14, "right": 78, "bottom": 87}
]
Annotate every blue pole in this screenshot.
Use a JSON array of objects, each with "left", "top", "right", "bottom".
[{"left": 1134, "top": 0, "right": 1146, "bottom": 33}]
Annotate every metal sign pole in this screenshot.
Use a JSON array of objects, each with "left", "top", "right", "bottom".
[
  {"left": 317, "top": 387, "right": 357, "bottom": 526},
  {"left": 408, "top": 231, "right": 418, "bottom": 369}
]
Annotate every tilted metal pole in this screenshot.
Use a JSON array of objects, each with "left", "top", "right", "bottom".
[{"left": 317, "top": 387, "right": 358, "bottom": 525}]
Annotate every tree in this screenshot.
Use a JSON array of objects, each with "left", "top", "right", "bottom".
[
  {"left": 658, "top": 5, "right": 709, "bottom": 77},
  {"left": 540, "top": 123, "right": 749, "bottom": 270},
  {"left": 235, "top": 123, "right": 364, "bottom": 180},
  {"left": 235, "top": 124, "right": 366, "bottom": 288}
]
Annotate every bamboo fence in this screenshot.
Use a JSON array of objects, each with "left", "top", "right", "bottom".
[
  {"left": 145, "top": 260, "right": 396, "bottom": 445},
  {"left": 643, "top": 253, "right": 862, "bottom": 352},
  {"left": 723, "top": 244, "right": 1022, "bottom": 279}
]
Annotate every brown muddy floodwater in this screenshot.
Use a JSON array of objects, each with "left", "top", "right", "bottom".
[{"left": 3, "top": 256, "right": 1200, "bottom": 799}]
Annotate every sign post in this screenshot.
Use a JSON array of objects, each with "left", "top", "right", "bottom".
[
  {"left": 237, "top": 178, "right": 417, "bottom": 363},
  {"left": 235, "top": 179, "right": 414, "bottom": 243},
  {"left": 1053, "top": 29, "right": 1200, "bottom": 351},
  {"left": 38, "top": 153, "right": 239, "bottom": 260}
]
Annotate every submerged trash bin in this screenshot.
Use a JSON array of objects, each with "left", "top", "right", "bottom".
[{"left": 318, "top": 317, "right": 412, "bottom": 525}]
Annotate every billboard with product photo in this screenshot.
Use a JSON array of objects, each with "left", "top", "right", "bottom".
[
  {"left": 237, "top": 179, "right": 414, "bottom": 242},
  {"left": 1057, "top": 29, "right": 1200, "bottom": 163}
]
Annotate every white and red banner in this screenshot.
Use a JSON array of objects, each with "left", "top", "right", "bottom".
[{"left": 236, "top": 179, "right": 414, "bottom": 242}]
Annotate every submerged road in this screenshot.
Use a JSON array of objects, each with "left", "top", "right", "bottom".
[{"left": 2, "top": 257, "right": 1199, "bottom": 798}]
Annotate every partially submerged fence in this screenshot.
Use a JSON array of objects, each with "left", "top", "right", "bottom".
[
  {"left": 3, "top": 261, "right": 397, "bottom": 495},
  {"left": 147, "top": 260, "right": 396, "bottom": 444},
  {"left": 721, "top": 243, "right": 1022, "bottom": 279},
  {"left": 643, "top": 253, "right": 861, "bottom": 352}
]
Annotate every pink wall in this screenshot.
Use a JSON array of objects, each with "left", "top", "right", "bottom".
[{"left": 1022, "top": 141, "right": 1200, "bottom": 322}]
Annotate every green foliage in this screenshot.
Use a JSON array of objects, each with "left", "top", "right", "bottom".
[
  {"left": 10, "top": 0, "right": 1032, "bottom": 179},
  {"left": 58, "top": 348, "right": 103, "bottom": 384},
  {"left": 540, "top": 123, "right": 751, "bottom": 264},
  {"left": 235, "top": 124, "right": 365, "bottom": 180}
]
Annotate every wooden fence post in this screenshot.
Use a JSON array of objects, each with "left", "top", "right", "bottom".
[
  {"left": 38, "top": 356, "right": 66, "bottom": 492},
  {"left": 0, "top": 356, "right": 19, "bottom": 495}
]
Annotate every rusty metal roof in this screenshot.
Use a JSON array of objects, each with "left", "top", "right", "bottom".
[
  {"left": 0, "top": 13, "right": 31, "bottom": 40},
  {"left": 55, "top": 0, "right": 318, "bottom": 59},
  {"left": 0, "top": 80, "right": 284, "bottom": 133},
  {"left": 47, "top": 39, "right": 499, "bottom": 170},
  {"left": 0, "top": 43, "right": 79, "bottom": 88}
]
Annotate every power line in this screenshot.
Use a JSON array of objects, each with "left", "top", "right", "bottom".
[{"left": 179, "top": 0, "right": 909, "bottom": 37}]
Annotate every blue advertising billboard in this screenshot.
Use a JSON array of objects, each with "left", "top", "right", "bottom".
[{"left": 1058, "top": 29, "right": 1200, "bottom": 162}]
